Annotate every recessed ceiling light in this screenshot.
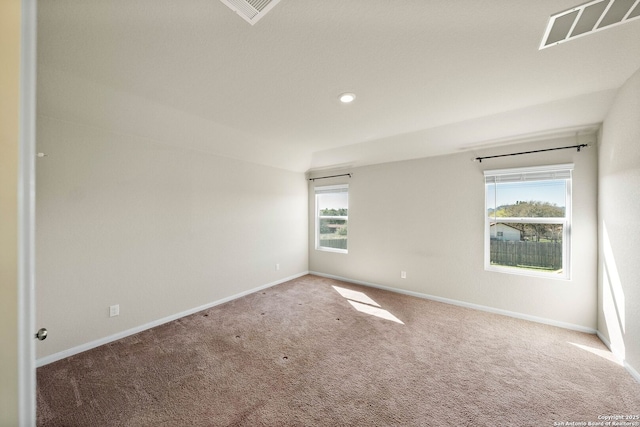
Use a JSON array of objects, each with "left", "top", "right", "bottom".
[{"left": 339, "top": 93, "right": 356, "bottom": 103}]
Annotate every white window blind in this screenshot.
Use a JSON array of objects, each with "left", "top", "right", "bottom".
[
  {"left": 315, "top": 184, "right": 349, "bottom": 194},
  {"left": 484, "top": 164, "right": 573, "bottom": 184}
]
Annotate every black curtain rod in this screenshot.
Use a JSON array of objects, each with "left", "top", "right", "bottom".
[
  {"left": 308, "top": 173, "right": 352, "bottom": 182},
  {"left": 474, "top": 143, "right": 589, "bottom": 163}
]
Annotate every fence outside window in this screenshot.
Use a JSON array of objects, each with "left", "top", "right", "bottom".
[{"left": 490, "top": 240, "right": 562, "bottom": 272}]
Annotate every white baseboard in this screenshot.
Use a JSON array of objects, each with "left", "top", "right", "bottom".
[
  {"left": 596, "top": 331, "right": 640, "bottom": 384},
  {"left": 624, "top": 361, "right": 640, "bottom": 384},
  {"left": 36, "top": 272, "right": 309, "bottom": 367},
  {"left": 596, "top": 331, "right": 618, "bottom": 358},
  {"left": 309, "top": 271, "right": 597, "bottom": 334}
]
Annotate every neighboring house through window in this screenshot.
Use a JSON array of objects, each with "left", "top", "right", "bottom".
[
  {"left": 484, "top": 164, "right": 573, "bottom": 279},
  {"left": 315, "top": 184, "right": 348, "bottom": 253}
]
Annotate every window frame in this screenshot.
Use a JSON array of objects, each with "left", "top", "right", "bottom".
[
  {"left": 315, "top": 184, "right": 349, "bottom": 254},
  {"left": 484, "top": 164, "right": 573, "bottom": 280}
]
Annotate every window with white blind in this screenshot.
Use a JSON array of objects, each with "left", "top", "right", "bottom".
[
  {"left": 484, "top": 164, "right": 573, "bottom": 279},
  {"left": 315, "top": 184, "right": 348, "bottom": 253}
]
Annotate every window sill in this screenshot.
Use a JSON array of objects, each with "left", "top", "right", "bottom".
[
  {"left": 316, "top": 246, "right": 348, "bottom": 254},
  {"left": 485, "top": 264, "right": 570, "bottom": 281}
]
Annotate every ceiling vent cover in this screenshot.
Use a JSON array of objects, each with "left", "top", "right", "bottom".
[
  {"left": 219, "top": 0, "right": 282, "bottom": 25},
  {"left": 540, "top": 0, "right": 640, "bottom": 49}
]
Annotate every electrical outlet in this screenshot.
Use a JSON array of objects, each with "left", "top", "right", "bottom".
[
  {"left": 109, "top": 304, "right": 120, "bottom": 317},
  {"left": 275, "top": 263, "right": 280, "bottom": 271},
  {"left": 401, "top": 271, "right": 407, "bottom": 279}
]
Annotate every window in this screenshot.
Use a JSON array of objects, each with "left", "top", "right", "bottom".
[
  {"left": 484, "top": 164, "right": 573, "bottom": 279},
  {"left": 315, "top": 184, "right": 348, "bottom": 253}
]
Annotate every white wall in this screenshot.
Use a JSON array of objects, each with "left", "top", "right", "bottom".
[
  {"left": 598, "top": 66, "right": 640, "bottom": 375},
  {"left": 36, "top": 115, "right": 308, "bottom": 359},
  {"left": 309, "top": 134, "right": 598, "bottom": 330}
]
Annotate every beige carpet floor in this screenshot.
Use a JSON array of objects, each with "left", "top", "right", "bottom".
[{"left": 37, "top": 274, "right": 640, "bottom": 426}]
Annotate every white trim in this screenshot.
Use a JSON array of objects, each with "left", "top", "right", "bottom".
[
  {"left": 19, "top": 0, "right": 37, "bottom": 425},
  {"left": 596, "top": 331, "right": 623, "bottom": 361},
  {"left": 36, "top": 272, "right": 309, "bottom": 367},
  {"left": 315, "top": 246, "right": 348, "bottom": 254},
  {"left": 484, "top": 264, "right": 569, "bottom": 281},
  {"left": 625, "top": 361, "right": 640, "bottom": 384},
  {"left": 309, "top": 271, "right": 596, "bottom": 334},
  {"left": 596, "top": 331, "right": 640, "bottom": 384}
]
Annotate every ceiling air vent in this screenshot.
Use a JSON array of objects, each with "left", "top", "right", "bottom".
[
  {"left": 540, "top": 0, "right": 640, "bottom": 49},
  {"left": 219, "top": 0, "right": 282, "bottom": 25}
]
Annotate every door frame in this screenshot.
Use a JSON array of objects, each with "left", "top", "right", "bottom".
[{"left": 18, "top": 0, "right": 37, "bottom": 424}]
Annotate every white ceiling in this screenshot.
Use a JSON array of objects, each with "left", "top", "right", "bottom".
[{"left": 37, "top": 0, "right": 640, "bottom": 172}]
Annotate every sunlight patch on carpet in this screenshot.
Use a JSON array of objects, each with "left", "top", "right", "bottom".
[
  {"left": 568, "top": 342, "right": 622, "bottom": 366},
  {"left": 347, "top": 300, "right": 405, "bottom": 324},
  {"left": 332, "top": 285, "right": 404, "bottom": 324},
  {"left": 332, "top": 286, "right": 381, "bottom": 307}
]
